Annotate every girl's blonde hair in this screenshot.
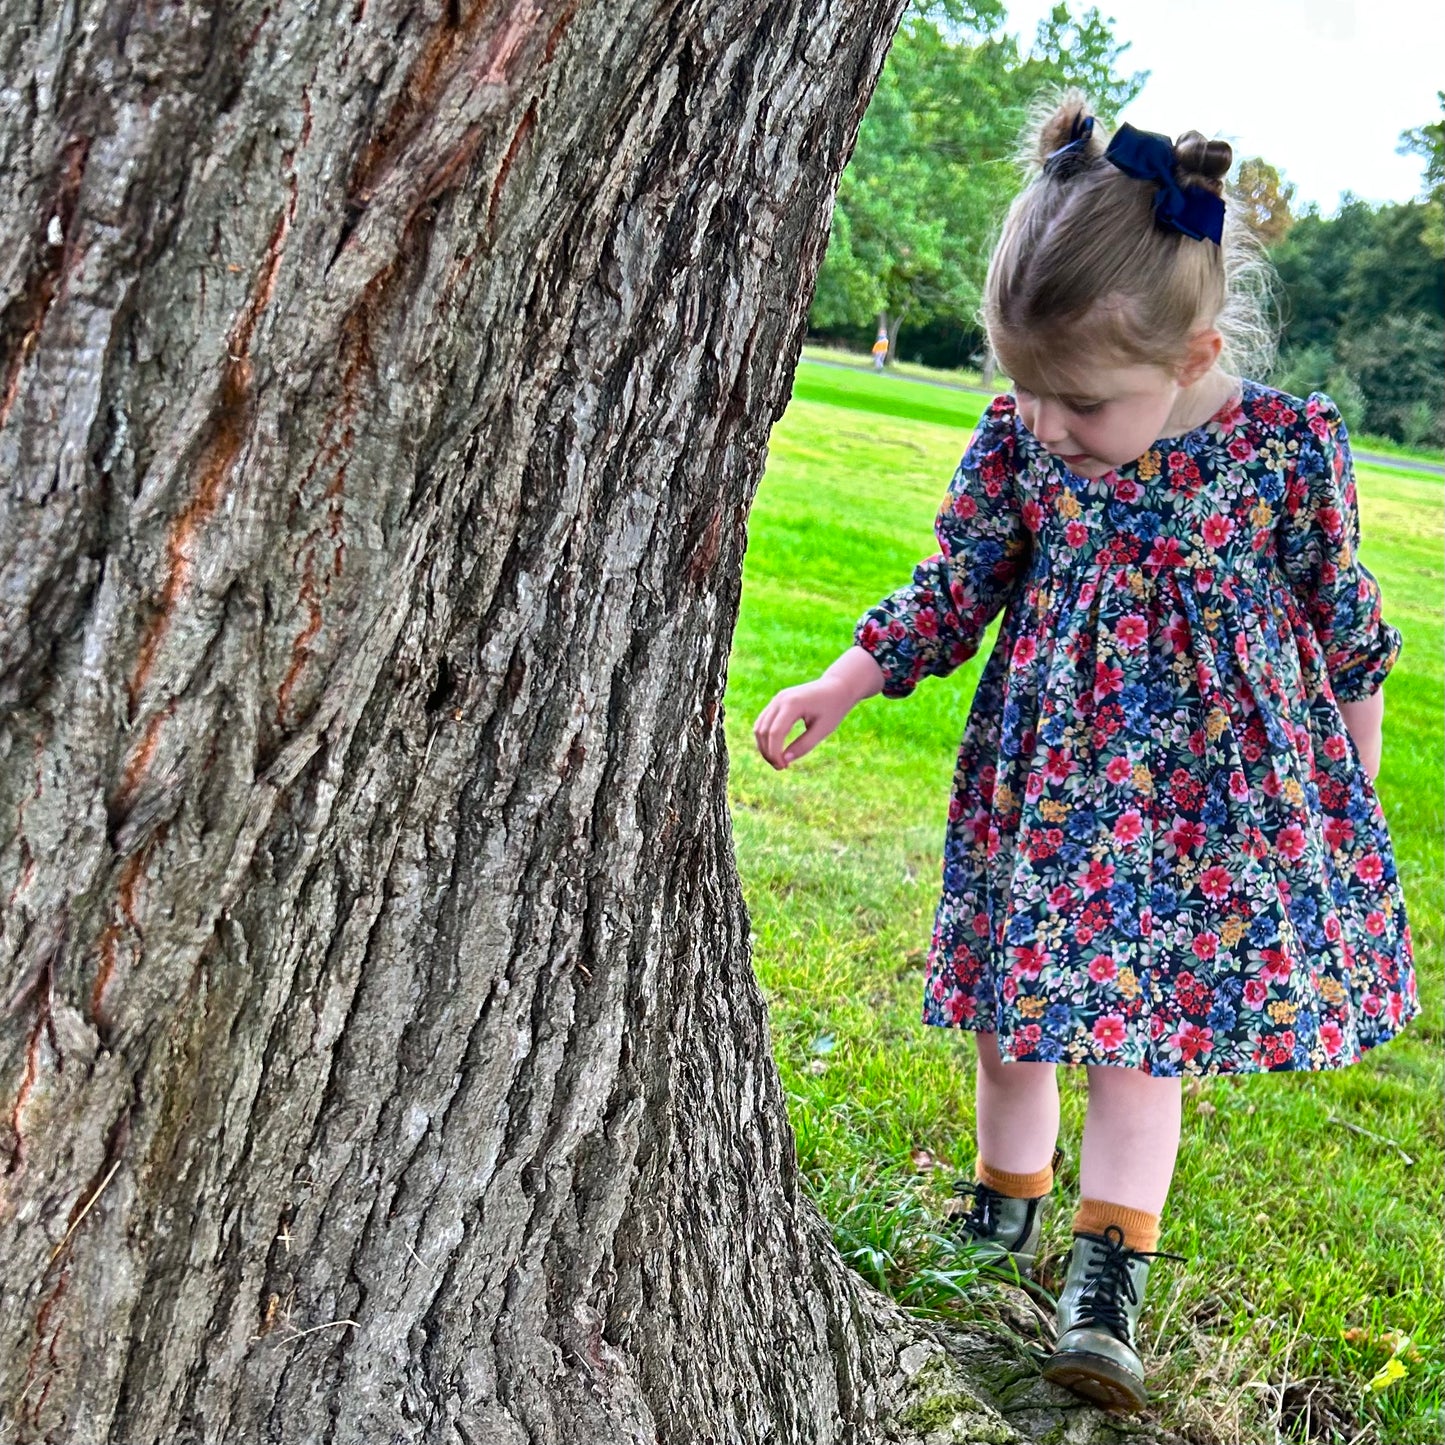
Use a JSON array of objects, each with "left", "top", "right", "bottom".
[{"left": 983, "top": 89, "right": 1277, "bottom": 389}]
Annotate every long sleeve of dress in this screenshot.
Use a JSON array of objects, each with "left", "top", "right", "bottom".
[
  {"left": 853, "top": 395, "right": 1031, "bottom": 699},
  {"left": 1276, "top": 392, "right": 1403, "bottom": 703}
]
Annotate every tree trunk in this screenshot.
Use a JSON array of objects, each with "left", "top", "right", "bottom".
[
  {"left": 0, "top": 5, "right": 1171, "bottom": 1443},
  {"left": 884, "top": 302, "right": 911, "bottom": 370}
]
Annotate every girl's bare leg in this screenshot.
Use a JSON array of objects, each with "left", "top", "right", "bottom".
[
  {"left": 1079, "top": 1064, "right": 1183, "bottom": 1214},
  {"left": 974, "top": 1029, "right": 1061, "bottom": 1173}
]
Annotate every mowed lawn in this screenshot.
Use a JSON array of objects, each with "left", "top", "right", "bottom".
[{"left": 725, "top": 362, "right": 1444, "bottom": 1445}]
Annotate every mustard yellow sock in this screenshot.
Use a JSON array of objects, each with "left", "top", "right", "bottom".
[
  {"left": 1072, "top": 1196, "right": 1161, "bottom": 1253},
  {"left": 976, "top": 1145, "right": 1063, "bottom": 1199}
]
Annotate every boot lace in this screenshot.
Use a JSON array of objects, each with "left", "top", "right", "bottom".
[
  {"left": 951, "top": 1180, "right": 1010, "bottom": 1242},
  {"left": 1073, "top": 1224, "right": 1187, "bottom": 1345},
  {"left": 951, "top": 1149, "right": 1062, "bottom": 1246}
]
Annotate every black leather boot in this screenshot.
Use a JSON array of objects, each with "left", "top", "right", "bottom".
[
  {"left": 950, "top": 1146, "right": 1064, "bottom": 1280},
  {"left": 1042, "top": 1223, "right": 1187, "bottom": 1410}
]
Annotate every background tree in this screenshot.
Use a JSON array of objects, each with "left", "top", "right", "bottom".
[
  {"left": 1271, "top": 191, "right": 1444, "bottom": 445},
  {"left": 1228, "top": 157, "right": 1295, "bottom": 246},
  {"left": 810, "top": 0, "right": 1146, "bottom": 366},
  {"left": 0, "top": 2, "right": 1184, "bottom": 1442},
  {"left": 1397, "top": 89, "right": 1445, "bottom": 264},
  {"left": 1398, "top": 90, "right": 1445, "bottom": 209},
  {"left": 1338, "top": 312, "right": 1445, "bottom": 450},
  {"left": 1261, "top": 93, "right": 1444, "bottom": 446}
]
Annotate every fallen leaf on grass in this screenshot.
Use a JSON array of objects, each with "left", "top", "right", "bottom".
[{"left": 1343, "top": 1327, "right": 1421, "bottom": 1362}]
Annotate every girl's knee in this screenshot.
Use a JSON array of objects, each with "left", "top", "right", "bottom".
[{"left": 977, "top": 1031, "right": 1058, "bottom": 1085}]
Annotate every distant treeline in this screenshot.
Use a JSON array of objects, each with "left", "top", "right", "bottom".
[
  {"left": 810, "top": 3, "right": 1445, "bottom": 447},
  {"left": 1269, "top": 191, "right": 1443, "bottom": 449}
]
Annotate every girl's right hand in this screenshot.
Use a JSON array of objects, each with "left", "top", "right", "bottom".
[
  {"left": 752, "top": 678, "right": 852, "bottom": 770},
  {"left": 752, "top": 647, "right": 885, "bottom": 770}
]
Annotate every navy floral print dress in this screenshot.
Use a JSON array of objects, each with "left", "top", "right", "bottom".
[{"left": 854, "top": 381, "right": 1417, "bottom": 1075}]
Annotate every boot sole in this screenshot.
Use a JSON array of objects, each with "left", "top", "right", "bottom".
[{"left": 1041, "top": 1350, "right": 1148, "bottom": 1411}]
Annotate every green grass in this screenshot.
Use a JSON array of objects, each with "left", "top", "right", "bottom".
[
  {"left": 727, "top": 363, "right": 1444, "bottom": 1445},
  {"left": 790, "top": 358, "right": 992, "bottom": 432},
  {"left": 801, "top": 341, "right": 1445, "bottom": 468},
  {"left": 802, "top": 340, "right": 1002, "bottom": 393}
]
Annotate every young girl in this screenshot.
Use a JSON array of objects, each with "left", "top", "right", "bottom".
[{"left": 753, "top": 93, "right": 1419, "bottom": 1411}]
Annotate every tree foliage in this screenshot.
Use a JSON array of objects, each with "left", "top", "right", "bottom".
[
  {"left": 1269, "top": 96, "right": 1445, "bottom": 448},
  {"left": 815, "top": 20, "right": 1441, "bottom": 447},
  {"left": 1397, "top": 88, "right": 1444, "bottom": 256},
  {"left": 1229, "top": 157, "right": 1295, "bottom": 246},
  {"left": 810, "top": 1, "right": 1146, "bottom": 352},
  {"left": 1398, "top": 90, "right": 1445, "bottom": 203},
  {"left": 1340, "top": 313, "right": 1445, "bottom": 449}
]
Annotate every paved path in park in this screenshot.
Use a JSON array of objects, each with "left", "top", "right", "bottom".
[{"left": 798, "top": 355, "right": 1445, "bottom": 477}]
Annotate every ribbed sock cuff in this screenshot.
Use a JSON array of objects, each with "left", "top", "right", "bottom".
[
  {"left": 976, "top": 1146, "right": 1063, "bottom": 1199},
  {"left": 1073, "top": 1196, "right": 1161, "bottom": 1252}
]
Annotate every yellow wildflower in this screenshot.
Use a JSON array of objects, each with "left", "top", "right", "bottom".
[
  {"left": 1205, "top": 707, "right": 1229, "bottom": 741},
  {"left": 1220, "top": 916, "right": 1246, "bottom": 948},
  {"left": 1320, "top": 977, "right": 1347, "bottom": 1006},
  {"left": 1040, "top": 799, "right": 1071, "bottom": 822},
  {"left": 1283, "top": 777, "right": 1305, "bottom": 807},
  {"left": 1018, "top": 996, "right": 1047, "bottom": 1018},
  {"left": 1137, "top": 450, "right": 1161, "bottom": 480},
  {"left": 1250, "top": 499, "right": 1274, "bottom": 528},
  {"left": 1267, "top": 1000, "right": 1299, "bottom": 1025},
  {"left": 1368, "top": 1358, "right": 1408, "bottom": 1393},
  {"left": 1117, "top": 967, "right": 1140, "bottom": 999},
  {"left": 1058, "top": 491, "right": 1082, "bottom": 520},
  {"left": 1131, "top": 763, "right": 1154, "bottom": 796}
]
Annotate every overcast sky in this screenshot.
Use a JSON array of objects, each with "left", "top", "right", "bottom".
[{"left": 999, "top": 0, "right": 1443, "bottom": 213}]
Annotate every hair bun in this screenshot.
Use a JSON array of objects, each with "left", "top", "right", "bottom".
[
  {"left": 1174, "top": 131, "right": 1233, "bottom": 193},
  {"left": 1033, "top": 89, "right": 1100, "bottom": 172}
]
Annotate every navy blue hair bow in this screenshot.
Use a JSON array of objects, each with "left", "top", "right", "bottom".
[
  {"left": 1104, "top": 122, "right": 1225, "bottom": 244},
  {"left": 1044, "top": 113, "right": 1095, "bottom": 178}
]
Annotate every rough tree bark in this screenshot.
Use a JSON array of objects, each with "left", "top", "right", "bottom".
[{"left": 0, "top": 5, "right": 1179, "bottom": 1443}]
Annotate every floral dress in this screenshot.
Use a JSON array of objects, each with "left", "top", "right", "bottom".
[{"left": 854, "top": 381, "right": 1418, "bottom": 1075}]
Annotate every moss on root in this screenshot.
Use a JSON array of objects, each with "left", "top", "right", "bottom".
[
  {"left": 898, "top": 1394, "right": 1017, "bottom": 1441},
  {"left": 896, "top": 1352, "right": 1018, "bottom": 1442}
]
